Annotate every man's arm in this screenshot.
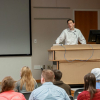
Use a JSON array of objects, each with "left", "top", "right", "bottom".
[
  {"left": 64, "top": 92, "right": 70, "bottom": 100},
  {"left": 78, "top": 30, "right": 86, "bottom": 44},
  {"left": 29, "top": 91, "right": 35, "bottom": 100},
  {"left": 56, "top": 30, "right": 65, "bottom": 44}
]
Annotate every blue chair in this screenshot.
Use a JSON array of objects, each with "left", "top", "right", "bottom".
[
  {"left": 69, "top": 95, "right": 73, "bottom": 100},
  {"left": 74, "top": 89, "right": 84, "bottom": 99}
]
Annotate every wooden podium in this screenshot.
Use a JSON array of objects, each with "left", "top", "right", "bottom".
[{"left": 48, "top": 44, "right": 100, "bottom": 85}]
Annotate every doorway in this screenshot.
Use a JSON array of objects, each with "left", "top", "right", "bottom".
[{"left": 74, "top": 11, "right": 98, "bottom": 44}]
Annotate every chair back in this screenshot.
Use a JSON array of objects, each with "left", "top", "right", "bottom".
[
  {"left": 74, "top": 88, "right": 84, "bottom": 99},
  {"left": 69, "top": 95, "right": 73, "bottom": 100},
  {"left": 22, "top": 92, "right": 31, "bottom": 100}
]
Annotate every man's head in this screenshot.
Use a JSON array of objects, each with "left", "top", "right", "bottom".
[
  {"left": 67, "top": 19, "right": 75, "bottom": 30},
  {"left": 91, "top": 68, "right": 100, "bottom": 81},
  {"left": 53, "top": 70, "right": 62, "bottom": 81},
  {"left": 41, "top": 69, "right": 55, "bottom": 84}
]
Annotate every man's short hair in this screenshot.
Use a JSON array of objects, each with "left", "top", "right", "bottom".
[
  {"left": 42, "top": 69, "right": 54, "bottom": 82},
  {"left": 67, "top": 19, "right": 74, "bottom": 24},
  {"left": 53, "top": 70, "right": 62, "bottom": 81}
]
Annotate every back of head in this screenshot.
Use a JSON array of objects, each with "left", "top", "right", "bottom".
[
  {"left": 20, "top": 66, "right": 35, "bottom": 91},
  {"left": 91, "top": 68, "right": 100, "bottom": 81},
  {"left": 21, "top": 66, "right": 32, "bottom": 78},
  {"left": 41, "top": 69, "right": 54, "bottom": 82},
  {"left": 1, "top": 76, "right": 15, "bottom": 92},
  {"left": 84, "top": 73, "right": 96, "bottom": 99},
  {"left": 53, "top": 69, "right": 62, "bottom": 81}
]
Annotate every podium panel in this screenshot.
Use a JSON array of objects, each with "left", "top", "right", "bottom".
[
  {"left": 48, "top": 44, "right": 100, "bottom": 85},
  {"left": 59, "top": 61, "right": 100, "bottom": 84}
]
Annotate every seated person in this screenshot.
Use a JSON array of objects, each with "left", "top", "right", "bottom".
[
  {"left": 0, "top": 76, "right": 26, "bottom": 100},
  {"left": 91, "top": 68, "right": 100, "bottom": 89},
  {"left": 53, "top": 69, "right": 71, "bottom": 95},
  {"left": 77, "top": 73, "right": 100, "bottom": 100},
  {"left": 15, "top": 66, "right": 38, "bottom": 92},
  {"left": 29, "top": 69, "right": 70, "bottom": 100}
]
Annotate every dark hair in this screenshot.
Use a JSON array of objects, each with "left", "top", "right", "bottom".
[
  {"left": 84, "top": 73, "right": 97, "bottom": 100},
  {"left": 42, "top": 69, "right": 54, "bottom": 82},
  {"left": 1, "top": 76, "right": 15, "bottom": 93},
  {"left": 53, "top": 70, "right": 62, "bottom": 81},
  {"left": 67, "top": 19, "right": 74, "bottom": 24}
]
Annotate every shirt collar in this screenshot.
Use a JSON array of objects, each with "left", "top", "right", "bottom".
[
  {"left": 43, "top": 82, "right": 53, "bottom": 85},
  {"left": 53, "top": 81, "right": 63, "bottom": 85},
  {"left": 68, "top": 28, "right": 76, "bottom": 32}
]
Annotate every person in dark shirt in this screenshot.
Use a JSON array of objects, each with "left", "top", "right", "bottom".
[{"left": 53, "top": 69, "right": 71, "bottom": 95}]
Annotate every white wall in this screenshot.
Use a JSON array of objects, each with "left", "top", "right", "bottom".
[
  {"left": 0, "top": 57, "right": 31, "bottom": 81},
  {"left": 31, "top": 0, "right": 100, "bottom": 80},
  {"left": 0, "top": 0, "right": 100, "bottom": 81}
]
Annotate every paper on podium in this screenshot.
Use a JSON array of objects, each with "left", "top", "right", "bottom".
[{"left": 53, "top": 44, "right": 63, "bottom": 46}]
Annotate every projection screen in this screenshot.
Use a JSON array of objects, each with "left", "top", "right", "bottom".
[{"left": 0, "top": 0, "right": 32, "bottom": 56}]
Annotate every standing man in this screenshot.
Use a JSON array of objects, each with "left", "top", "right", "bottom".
[
  {"left": 29, "top": 69, "right": 70, "bottom": 100},
  {"left": 56, "top": 19, "right": 86, "bottom": 45}
]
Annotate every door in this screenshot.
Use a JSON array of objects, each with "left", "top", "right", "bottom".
[{"left": 75, "top": 11, "right": 98, "bottom": 44}]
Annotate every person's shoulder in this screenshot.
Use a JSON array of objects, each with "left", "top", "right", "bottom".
[
  {"left": 75, "top": 28, "right": 81, "bottom": 32},
  {"left": 32, "top": 85, "right": 43, "bottom": 92},
  {"left": 62, "top": 28, "right": 69, "bottom": 32},
  {"left": 96, "top": 89, "right": 100, "bottom": 94},
  {"left": 53, "top": 84, "right": 67, "bottom": 92},
  {"left": 63, "top": 83, "right": 71, "bottom": 89},
  {"left": 78, "top": 91, "right": 89, "bottom": 99}
]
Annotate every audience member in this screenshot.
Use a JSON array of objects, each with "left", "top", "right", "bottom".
[
  {"left": 0, "top": 76, "right": 26, "bottom": 100},
  {"left": 77, "top": 73, "right": 100, "bottom": 100},
  {"left": 29, "top": 69, "right": 70, "bottom": 100},
  {"left": 53, "top": 69, "right": 71, "bottom": 95},
  {"left": 15, "top": 66, "right": 38, "bottom": 92},
  {"left": 91, "top": 68, "right": 100, "bottom": 89}
]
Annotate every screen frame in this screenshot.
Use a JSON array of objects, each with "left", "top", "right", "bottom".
[{"left": 0, "top": 0, "right": 32, "bottom": 56}]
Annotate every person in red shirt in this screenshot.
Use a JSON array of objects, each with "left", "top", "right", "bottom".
[
  {"left": 77, "top": 73, "right": 100, "bottom": 100},
  {"left": 0, "top": 76, "right": 26, "bottom": 100}
]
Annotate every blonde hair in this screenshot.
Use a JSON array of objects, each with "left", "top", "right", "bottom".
[
  {"left": 20, "top": 66, "right": 35, "bottom": 91},
  {"left": 1, "top": 76, "right": 15, "bottom": 93}
]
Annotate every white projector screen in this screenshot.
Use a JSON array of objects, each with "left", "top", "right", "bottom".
[{"left": 0, "top": 0, "right": 32, "bottom": 56}]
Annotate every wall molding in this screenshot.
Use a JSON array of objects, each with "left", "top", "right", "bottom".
[{"left": 33, "top": 7, "right": 70, "bottom": 9}]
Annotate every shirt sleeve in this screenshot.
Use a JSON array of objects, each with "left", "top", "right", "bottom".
[
  {"left": 78, "top": 30, "right": 86, "bottom": 44},
  {"left": 56, "top": 30, "right": 66, "bottom": 44},
  {"left": 77, "top": 92, "right": 85, "bottom": 100},
  {"left": 64, "top": 92, "right": 70, "bottom": 100},
  {"left": 21, "top": 94, "right": 26, "bottom": 100}
]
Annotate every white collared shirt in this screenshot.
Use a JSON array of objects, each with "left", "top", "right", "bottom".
[{"left": 56, "top": 28, "right": 86, "bottom": 45}]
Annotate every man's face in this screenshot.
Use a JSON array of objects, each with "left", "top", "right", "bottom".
[{"left": 68, "top": 20, "right": 75, "bottom": 30}]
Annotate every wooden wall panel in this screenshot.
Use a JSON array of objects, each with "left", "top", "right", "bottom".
[{"left": 75, "top": 11, "right": 98, "bottom": 44}]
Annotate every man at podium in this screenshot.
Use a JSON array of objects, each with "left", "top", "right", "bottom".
[{"left": 56, "top": 19, "right": 86, "bottom": 45}]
